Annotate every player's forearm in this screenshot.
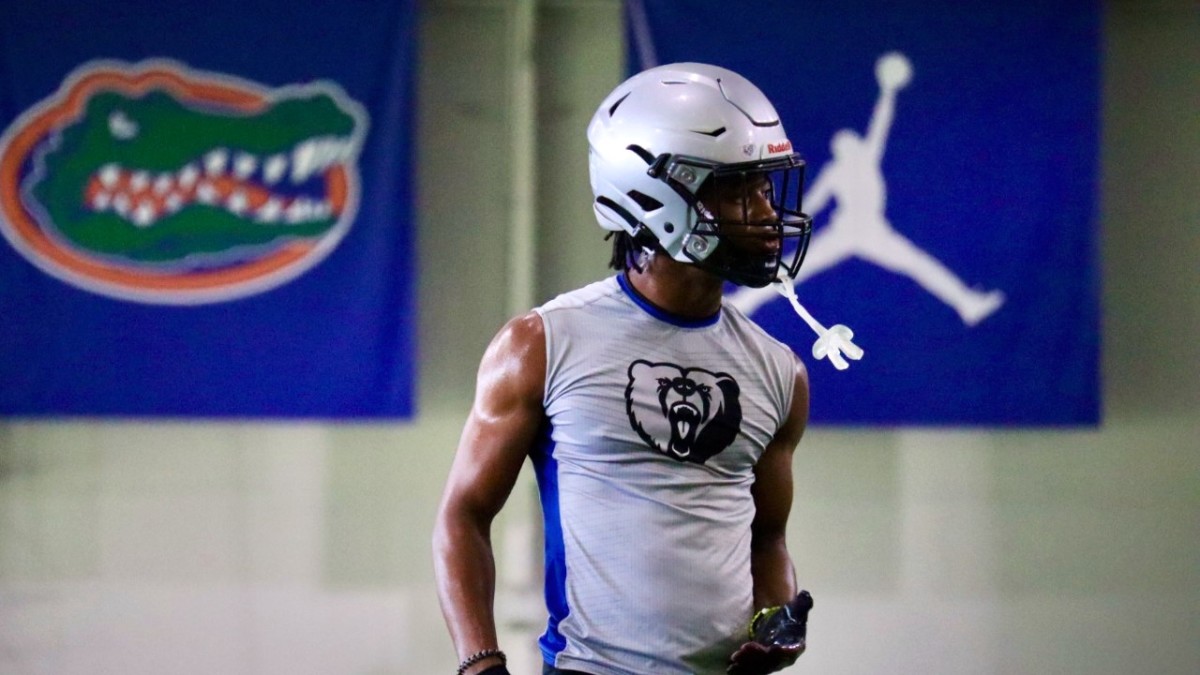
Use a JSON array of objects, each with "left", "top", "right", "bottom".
[
  {"left": 433, "top": 510, "right": 503, "bottom": 662},
  {"left": 750, "top": 535, "right": 797, "bottom": 609}
]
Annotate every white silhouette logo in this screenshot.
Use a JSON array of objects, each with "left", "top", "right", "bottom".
[{"left": 729, "top": 52, "right": 1005, "bottom": 327}]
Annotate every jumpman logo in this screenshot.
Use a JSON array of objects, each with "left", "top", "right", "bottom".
[{"left": 729, "top": 52, "right": 1005, "bottom": 327}]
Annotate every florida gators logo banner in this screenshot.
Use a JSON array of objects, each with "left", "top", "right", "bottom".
[
  {"left": 630, "top": 0, "right": 1100, "bottom": 425},
  {"left": 1, "top": 60, "right": 367, "bottom": 304},
  {"left": 0, "top": 1, "right": 416, "bottom": 417}
]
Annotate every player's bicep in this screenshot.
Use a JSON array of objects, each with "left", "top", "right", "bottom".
[
  {"left": 752, "top": 361, "right": 809, "bottom": 538},
  {"left": 440, "top": 313, "right": 546, "bottom": 526}
]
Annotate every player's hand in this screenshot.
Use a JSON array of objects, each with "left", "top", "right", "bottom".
[
  {"left": 727, "top": 639, "right": 803, "bottom": 674},
  {"left": 728, "top": 590, "right": 813, "bottom": 674}
]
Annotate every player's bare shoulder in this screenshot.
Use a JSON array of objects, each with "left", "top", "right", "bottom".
[
  {"left": 476, "top": 311, "right": 546, "bottom": 407},
  {"left": 497, "top": 311, "right": 545, "bottom": 358},
  {"left": 780, "top": 352, "right": 810, "bottom": 446}
]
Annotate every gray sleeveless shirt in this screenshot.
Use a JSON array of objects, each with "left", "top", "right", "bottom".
[{"left": 531, "top": 274, "right": 798, "bottom": 675}]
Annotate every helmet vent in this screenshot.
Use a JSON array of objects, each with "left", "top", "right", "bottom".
[
  {"left": 608, "top": 92, "right": 631, "bottom": 117},
  {"left": 627, "top": 190, "right": 664, "bottom": 212},
  {"left": 716, "top": 79, "right": 782, "bottom": 127},
  {"left": 596, "top": 196, "right": 639, "bottom": 228},
  {"left": 692, "top": 126, "right": 727, "bottom": 138},
  {"left": 626, "top": 144, "right": 656, "bottom": 165}
]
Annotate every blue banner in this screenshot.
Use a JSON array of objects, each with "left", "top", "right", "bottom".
[
  {"left": 0, "top": 0, "right": 417, "bottom": 417},
  {"left": 630, "top": 0, "right": 1100, "bottom": 425}
]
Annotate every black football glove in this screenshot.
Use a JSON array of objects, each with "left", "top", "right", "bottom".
[{"left": 727, "top": 590, "right": 813, "bottom": 675}]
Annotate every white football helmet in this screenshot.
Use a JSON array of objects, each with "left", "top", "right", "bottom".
[{"left": 587, "top": 62, "right": 812, "bottom": 288}]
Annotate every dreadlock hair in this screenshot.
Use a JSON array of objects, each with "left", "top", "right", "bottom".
[{"left": 605, "top": 227, "right": 661, "bottom": 272}]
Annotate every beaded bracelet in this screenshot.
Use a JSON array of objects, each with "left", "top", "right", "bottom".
[{"left": 456, "top": 648, "right": 506, "bottom": 675}]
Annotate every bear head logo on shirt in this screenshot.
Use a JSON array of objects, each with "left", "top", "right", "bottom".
[{"left": 625, "top": 360, "right": 742, "bottom": 464}]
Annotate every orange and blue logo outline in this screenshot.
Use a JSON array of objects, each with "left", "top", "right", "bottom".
[{"left": 0, "top": 59, "right": 369, "bottom": 305}]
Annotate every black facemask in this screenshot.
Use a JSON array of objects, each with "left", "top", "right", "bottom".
[{"left": 677, "top": 155, "right": 813, "bottom": 288}]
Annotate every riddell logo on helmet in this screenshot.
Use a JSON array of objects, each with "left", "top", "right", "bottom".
[{"left": 767, "top": 141, "right": 792, "bottom": 154}]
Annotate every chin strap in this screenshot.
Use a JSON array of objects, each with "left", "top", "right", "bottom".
[{"left": 772, "top": 273, "right": 864, "bottom": 371}]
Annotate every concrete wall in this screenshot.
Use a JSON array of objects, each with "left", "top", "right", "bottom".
[{"left": 1, "top": 1, "right": 1196, "bottom": 673}]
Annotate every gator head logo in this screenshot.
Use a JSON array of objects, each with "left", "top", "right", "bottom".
[
  {"left": 0, "top": 59, "right": 368, "bottom": 304},
  {"left": 625, "top": 360, "right": 743, "bottom": 464}
]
